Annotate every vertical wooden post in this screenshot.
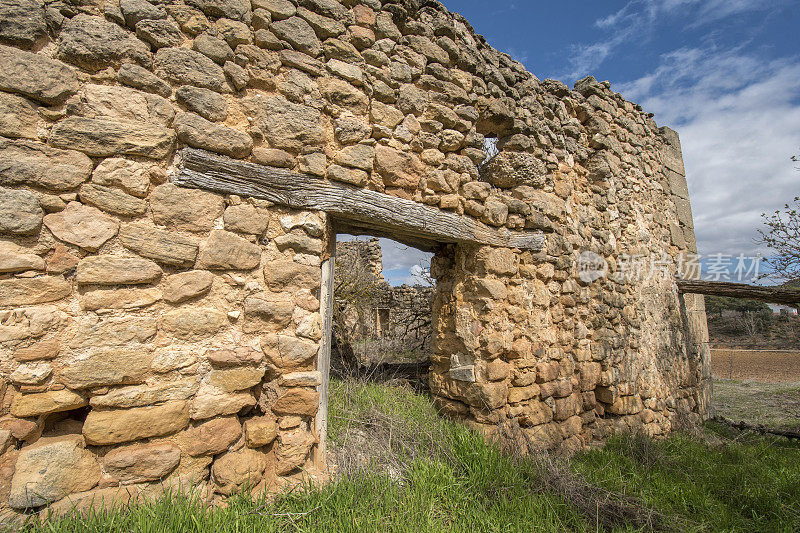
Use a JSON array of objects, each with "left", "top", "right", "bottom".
[{"left": 315, "top": 239, "right": 335, "bottom": 468}]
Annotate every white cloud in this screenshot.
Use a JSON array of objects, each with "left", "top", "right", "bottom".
[
  {"left": 617, "top": 49, "right": 800, "bottom": 259},
  {"left": 559, "top": 0, "right": 786, "bottom": 81}
]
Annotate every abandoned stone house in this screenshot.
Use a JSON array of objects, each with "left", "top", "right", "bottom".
[
  {"left": 332, "top": 238, "right": 433, "bottom": 368},
  {"left": 0, "top": 0, "right": 709, "bottom": 517}
]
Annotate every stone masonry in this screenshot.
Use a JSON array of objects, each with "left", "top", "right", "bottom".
[{"left": 0, "top": 0, "right": 709, "bottom": 518}]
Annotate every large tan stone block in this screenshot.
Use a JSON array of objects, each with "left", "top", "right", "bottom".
[
  {"left": 196, "top": 230, "right": 261, "bottom": 270},
  {"left": 149, "top": 183, "right": 225, "bottom": 233},
  {"left": 0, "top": 187, "right": 42, "bottom": 235},
  {"left": 102, "top": 442, "right": 181, "bottom": 483},
  {"left": 119, "top": 222, "right": 199, "bottom": 267},
  {"left": 90, "top": 377, "right": 200, "bottom": 409},
  {"left": 162, "top": 270, "right": 214, "bottom": 303},
  {"left": 76, "top": 256, "right": 162, "bottom": 285},
  {"left": 49, "top": 117, "right": 176, "bottom": 159},
  {"left": 59, "top": 348, "right": 152, "bottom": 389},
  {"left": 275, "top": 428, "right": 314, "bottom": 475},
  {"left": 189, "top": 384, "right": 255, "bottom": 420},
  {"left": 69, "top": 317, "right": 157, "bottom": 349},
  {"left": 0, "top": 276, "right": 70, "bottom": 306},
  {"left": 261, "top": 334, "right": 317, "bottom": 371},
  {"left": 0, "top": 139, "right": 92, "bottom": 192},
  {"left": 43, "top": 201, "right": 119, "bottom": 252},
  {"left": 0, "top": 44, "right": 78, "bottom": 104},
  {"left": 244, "top": 416, "right": 277, "bottom": 447},
  {"left": 271, "top": 388, "right": 318, "bottom": 416},
  {"left": 212, "top": 447, "right": 267, "bottom": 495},
  {"left": 160, "top": 308, "right": 228, "bottom": 340},
  {"left": 208, "top": 366, "right": 266, "bottom": 393},
  {"left": 80, "top": 287, "right": 163, "bottom": 311},
  {"left": 9, "top": 435, "right": 100, "bottom": 509},
  {"left": 10, "top": 389, "right": 87, "bottom": 418},
  {"left": 91, "top": 158, "right": 152, "bottom": 197},
  {"left": 264, "top": 259, "right": 320, "bottom": 290},
  {"left": 82, "top": 401, "right": 190, "bottom": 445},
  {"left": 182, "top": 416, "right": 242, "bottom": 456}
]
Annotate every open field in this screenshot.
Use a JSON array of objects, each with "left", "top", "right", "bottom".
[
  {"left": 17, "top": 379, "right": 800, "bottom": 533},
  {"left": 712, "top": 378, "right": 800, "bottom": 429},
  {"left": 710, "top": 348, "right": 800, "bottom": 382}
]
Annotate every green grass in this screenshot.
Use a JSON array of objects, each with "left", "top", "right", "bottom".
[{"left": 19, "top": 380, "right": 800, "bottom": 533}]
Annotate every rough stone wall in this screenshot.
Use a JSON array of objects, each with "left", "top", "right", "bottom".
[{"left": 0, "top": 0, "right": 709, "bottom": 517}]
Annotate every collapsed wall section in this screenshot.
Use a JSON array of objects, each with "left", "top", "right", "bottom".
[{"left": 0, "top": 0, "right": 709, "bottom": 517}]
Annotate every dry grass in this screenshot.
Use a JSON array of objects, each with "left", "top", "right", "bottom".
[{"left": 712, "top": 378, "right": 800, "bottom": 429}]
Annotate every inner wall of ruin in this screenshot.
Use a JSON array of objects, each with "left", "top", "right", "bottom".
[{"left": 0, "top": 0, "right": 709, "bottom": 515}]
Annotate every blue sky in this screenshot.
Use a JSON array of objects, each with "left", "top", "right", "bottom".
[{"left": 355, "top": 1, "right": 800, "bottom": 285}]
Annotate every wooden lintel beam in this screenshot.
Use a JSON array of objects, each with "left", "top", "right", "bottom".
[
  {"left": 172, "top": 148, "right": 546, "bottom": 251},
  {"left": 676, "top": 279, "right": 800, "bottom": 305}
]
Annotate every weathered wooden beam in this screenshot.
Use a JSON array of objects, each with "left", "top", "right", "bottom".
[
  {"left": 676, "top": 279, "right": 800, "bottom": 305},
  {"left": 173, "top": 148, "right": 546, "bottom": 251}
]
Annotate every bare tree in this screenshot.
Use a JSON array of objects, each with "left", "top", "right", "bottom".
[{"left": 757, "top": 150, "right": 800, "bottom": 281}]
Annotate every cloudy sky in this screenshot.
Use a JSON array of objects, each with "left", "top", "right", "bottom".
[{"left": 348, "top": 1, "right": 799, "bottom": 285}]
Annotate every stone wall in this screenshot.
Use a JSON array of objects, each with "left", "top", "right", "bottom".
[{"left": 0, "top": 0, "right": 709, "bottom": 517}]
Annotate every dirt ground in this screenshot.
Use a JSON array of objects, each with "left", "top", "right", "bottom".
[{"left": 710, "top": 348, "right": 800, "bottom": 382}]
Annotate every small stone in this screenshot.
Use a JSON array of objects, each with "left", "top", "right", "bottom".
[
  {"left": 9, "top": 435, "right": 100, "bottom": 509},
  {"left": 0, "top": 0, "right": 47, "bottom": 49},
  {"left": 0, "top": 276, "right": 71, "bottom": 306},
  {"left": 261, "top": 334, "right": 317, "bottom": 371},
  {"left": 242, "top": 94, "right": 324, "bottom": 151},
  {"left": 49, "top": 117, "right": 176, "bottom": 159},
  {"left": 182, "top": 416, "right": 241, "bottom": 456},
  {"left": 0, "top": 138, "right": 93, "bottom": 191},
  {"left": 374, "top": 145, "right": 424, "bottom": 188},
  {"left": 57, "top": 14, "right": 151, "bottom": 71},
  {"left": 78, "top": 183, "right": 147, "bottom": 217},
  {"left": 278, "top": 212, "right": 323, "bottom": 237},
  {"left": 253, "top": 0, "right": 295, "bottom": 19},
  {"left": 82, "top": 401, "right": 190, "bottom": 445},
  {"left": 253, "top": 147, "right": 294, "bottom": 168},
  {"left": 162, "top": 270, "right": 214, "bottom": 304},
  {"left": 81, "top": 287, "right": 162, "bottom": 311},
  {"left": 334, "top": 144, "right": 374, "bottom": 171},
  {"left": 13, "top": 339, "right": 60, "bottom": 362},
  {"left": 103, "top": 442, "right": 181, "bottom": 483},
  {"left": 327, "top": 58, "right": 362, "bottom": 85},
  {"left": 0, "top": 187, "right": 42, "bottom": 235},
  {"left": 279, "top": 371, "right": 321, "bottom": 387},
  {"left": 270, "top": 16, "right": 320, "bottom": 56},
  {"left": 189, "top": 384, "right": 255, "bottom": 419},
  {"left": 206, "top": 347, "right": 264, "bottom": 367},
  {"left": 0, "top": 92, "right": 39, "bottom": 140},
  {"left": 119, "top": 0, "right": 166, "bottom": 27},
  {"left": 244, "top": 416, "right": 277, "bottom": 447},
  {"left": 208, "top": 366, "right": 265, "bottom": 392},
  {"left": 272, "top": 388, "right": 318, "bottom": 416},
  {"left": 296, "top": 6, "right": 344, "bottom": 39},
  {"left": 185, "top": 0, "right": 251, "bottom": 22},
  {"left": 76, "top": 255, "right": 162, "bottom": 286},
  {"left": 9, "top": 362, "right": 51, "bottom": 385},
  {"left": 153, "top": 47, "right": 229, "bottom": 93},
  {"left": 0, "top": 242, "right": 44, "bottom": 273},
  {"left": 10, "top": 389, "right": 87, "bottom": 418},
  {"left": 0, "top": 417, "right": 40, "bottom": 441},
  {"left": 91, "top": 158, "right": 151, "bottom": 198},
  {"left": 0, "top": 44, "right": 79, "bottom": 104},
  {"left": 212, "top": 447, "right": 267, "bottom": 495},
  {"left": 175, "top": 112, "right": 252, "bottom": 158},
  {"left": 149, "top": 183, "right": 225, "bottom": 233},
  {"left": 223, "top": 60, "right": 249, "bottom": 90},
  {"left": 69, "top": 316, "right": 157, "bottom": 349},
  {"left": 150, "top": 350, "right": 197, "bottom": 373},
  {"left": 194, "top": 33, "right": 234, "bottom": 66},
  {"left": 223, "top": 203, "right": 269, "bottom": 235},
  {"left": 264, "top": 259, "right": 319, "bottom": 291},
  {"left": 119, "top": 221, "right": 199, "bottom": 267},
  {"left": 117, "top": 63, "right": 172, "bottom": 98},
  {"left": 166, "top": 4, "right": 211, "bottom": 36},
  {"left": 196, "top": 229, "right": 261, "bottom": 270},
  {"left": 275, "top": 428, "right": 314, "bottom": 474},
  {"left": 176, "top": 86, "right": 227, "bottom": 122},
  {"left": 43, "top": 202, "right": 119, "bottom": 252},
  {"left": 135, "top": 18, "right": 184, "bottom": 49},
  {"left": 274, "top": 231, "right": 323, "bottom": 255},
  {"left": 217, "top": 18, "right": 252, "bottom": 47},
  {"left": 160, "top": 307, "right": 228, "bottom": 340},
  {"left": 59, "top": 348, "right": 152, "bottom": 389}
]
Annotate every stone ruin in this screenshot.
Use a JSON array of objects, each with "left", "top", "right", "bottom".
[
  {"left": 331, "top": 238, "right": 433, "bottom": 378},
  {"left": 0, "top": 0, "right": 710, "bottom": 517}
]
